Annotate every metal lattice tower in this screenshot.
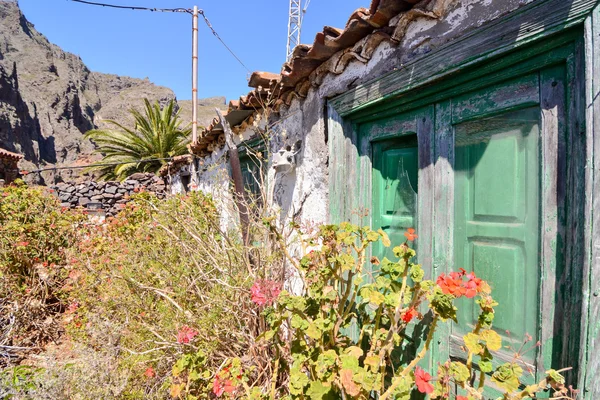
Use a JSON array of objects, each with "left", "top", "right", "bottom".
[{"left": 286, "top": 0, "right": 302, "bottom": 62}]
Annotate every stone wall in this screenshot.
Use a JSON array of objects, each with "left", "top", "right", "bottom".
[
  {"left": 51, "top": 173, "right": 166, "bottom": 217},
  {"left": 0, "top": 157, "right": 20, "bottom": 185}
]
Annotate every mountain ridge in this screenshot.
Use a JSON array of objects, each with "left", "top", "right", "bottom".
[{"left": 0, "top": 0, "right": 223, "bottom": 183}]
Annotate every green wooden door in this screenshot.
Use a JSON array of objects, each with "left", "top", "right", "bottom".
[
  {"left": 443, "top": 70, "right": 566, "bottom": 391},
  {"left": 358, "top": 67, "right": 567, "bottom": 389},
  {"left": 360, "top": 107, "right": 433, "bottom": 265},
  {"left": 372, "top": 135, "right": 418, "bottom": 258},
  {"left": 453, "top": 107, "right": 541, "bottom": 367}
]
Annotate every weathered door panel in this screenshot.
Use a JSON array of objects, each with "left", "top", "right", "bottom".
[
  {"left": 453, "top": 107, "right": 541, "bottom": 369},
  {"left": 372, "top": 136, "right": 419, "bottom": 259}
]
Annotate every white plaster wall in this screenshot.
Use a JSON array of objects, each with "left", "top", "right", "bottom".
[
  {"left": 268, "top": 0, "right": 536, "bottom": 229},
  {"left": 177, "top": 0, "right": 537, "bottom": 232}
]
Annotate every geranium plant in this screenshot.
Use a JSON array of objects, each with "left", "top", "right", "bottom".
[{"left": 237, "top": 223, "right": 576, "bottom": 400}]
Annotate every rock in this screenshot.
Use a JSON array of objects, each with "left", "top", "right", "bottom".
[
  {"left": 129, "top": 173, "right": 147, "bottom": 180},
  {"left": 102, "top": 193, "right": 115, "bottom": 199},
  {"left": 59, "top": 192, "right": 71, "bottom": 202},
  {"left": 91, "top": 195, "right": 103, "bottom": 201},
  {"left": 78, "top": 197, "right": 90, "bottom": 206},
  {"left": 105, "top": 186, "right": 118, "bottom": 194}
]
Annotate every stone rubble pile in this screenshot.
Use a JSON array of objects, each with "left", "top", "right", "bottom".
[{"left": 51, "top": 173, "right": 167, "bottom": 217}]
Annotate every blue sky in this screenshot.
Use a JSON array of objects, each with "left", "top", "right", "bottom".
[{"left": 18, "top": 0, "right": 367, "bottom": 102}]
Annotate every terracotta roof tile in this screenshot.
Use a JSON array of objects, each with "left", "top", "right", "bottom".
[
  {"left": 0, "top": 148, "right": 23, "bottom": 161},
  {"left": 191, "top": 0, "right": 426, "bottom": 154}
]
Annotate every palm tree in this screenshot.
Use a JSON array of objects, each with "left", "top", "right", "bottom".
[{"left": 84, "top": 99, "right": 191, "bottom": 180}]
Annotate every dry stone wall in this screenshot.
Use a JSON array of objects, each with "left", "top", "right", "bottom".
[{"left": 51, "top": 173, "right": 166, "bottom": 217}]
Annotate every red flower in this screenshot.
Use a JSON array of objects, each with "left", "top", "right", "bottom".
[
  {"left": 404, "top": 228, "right": 418, "bottom": 242},
  {"left": 414, "top": 366, "right": 434, "bottom": 394},
  {"left": 402, "top": 308, "right": 418, "bottom": 323},
  {"left": 16, "top": 241, "right": 29, "bottom": 247},
  {"left": 213, "top": 375, "right": 236, "bottom": 397},
  {"left": 251, "top": 279, "right": 281, "bottom": 306},
  {"left": 176, "top": 325, "right": 198, "bottom": 344},
  {"left": 457, "top": 396, "right": 469, "bottom": 400},
  {"left": 144, "top": 367, "right": 155, "bottom": 378}
]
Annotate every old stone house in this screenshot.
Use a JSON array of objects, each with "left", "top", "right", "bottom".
[
  {"left": 0, "top": 147, "right": 22, "bottom": 185},
  {"left": 162, "top": 0, "right": 600, "bottom": 396}
]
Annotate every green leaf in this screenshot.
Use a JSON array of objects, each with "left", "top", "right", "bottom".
[
  {"left": 449, "top": 361, "right": 471, "bottom": 383},
  {"left": 491, "top": 363, "right": 523, "bottom": 392},
  {"left": 546, "top": 369, "right": 566, "bottom": 384},
  {"left": 464, "top": 333, "right": 483, "bottom": 354},
  {"left": 339, "top": 354, "right": 360, "bottom": 371},
  {"left": 479, "top": 360, "right": 493, "bottom": 373},
  {"left": 306, "top": 381, "right": 334, "bottom": 400},
  {"left": 290, "top": 367, "right": 310, "bottom": 395},
  {"left": 306, "top": 323, "right": 322, "bottom": 340},
  {"left": 344, "top": 346, "right": 363, "bottom": 358},
  {"left": 378, "top": 229, "right": 391, "bottom": 247},
  {"left": 480, "top": 329, "right": 502, "bottom": 351},
  {"left": 409, "top": 264, "right": 424, "bottom": 282},
  {"left": 366, "top": 230, "right": 379, "bottom": 242}
]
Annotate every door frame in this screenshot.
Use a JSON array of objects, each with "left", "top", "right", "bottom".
[{"left": 327, "top": 0, "right": 599, "bottom": 394}]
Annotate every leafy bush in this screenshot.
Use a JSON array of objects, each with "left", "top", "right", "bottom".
[
  {"left": 0, "top": 184, "right": 578, "bottom": 400},
  {"left": 58, "top": 191, "right": 285, "bottom": 398},
  {"left": 218, "top": 223, "right": 577, "bottom": 400},
  {"left": 0, "top": 181, "right": 85, "bottom": 365}
]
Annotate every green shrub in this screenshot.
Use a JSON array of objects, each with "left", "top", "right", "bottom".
[{"left": 0, "top": 181, "right": 85, "bottom": 363}]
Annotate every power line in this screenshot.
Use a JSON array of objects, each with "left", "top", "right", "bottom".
[
  {"left": 67, "top": 1, "right": 251, "bottom": 73},
  {"left": 198, "top": 10, "right": 251, "bottom": 73},
  {"left": 68, "top": 0, "right": 192, "bottom": 14}
]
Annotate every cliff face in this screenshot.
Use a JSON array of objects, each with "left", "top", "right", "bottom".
[{"left": 0, "top": 0, "right": 177, "bottom": 184}]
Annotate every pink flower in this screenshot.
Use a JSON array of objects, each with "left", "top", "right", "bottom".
[
  {"left": 67, "top": 302, "right": 79, "bottom": 314},
  {"left": 250, "top": 279, "right": 281, "bottom": 306},
  {"left": 176, "top": 325, "right": 198, "bottom": 344},
  {"left": 68, "top": 269, "right": 81, "bottom": 281},
  {"left": 144, "top": 367, "right": 155, "bottom": 378},
  {"left": 414, "top": 366, "right": 434, "bottom": 394}
]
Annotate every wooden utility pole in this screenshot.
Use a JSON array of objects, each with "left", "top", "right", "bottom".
[
  {"left": 215, "top": 108, "right": 250, "bottom": 246},
  {"left": 192, "top": 6, "right": 199, "bottom": 143}
]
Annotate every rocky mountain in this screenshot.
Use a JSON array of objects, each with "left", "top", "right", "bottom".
[
  {"left": 178, "top": 97, "right": 228, "bottom": 130},
  {"left": 0, "top": 0, "right": 179, "bottom": 184}
]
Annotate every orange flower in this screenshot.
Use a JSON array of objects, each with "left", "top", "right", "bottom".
[
  {"left": 437, "top": 273, "right": 464, "bottom": 297},
  {"left": 404, "top": 228, "right": 418, "bottom": 242}
]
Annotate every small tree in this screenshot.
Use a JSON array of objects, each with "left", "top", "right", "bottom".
[{"left": 85, "top": 99, "right": 191, "bottom": 180}]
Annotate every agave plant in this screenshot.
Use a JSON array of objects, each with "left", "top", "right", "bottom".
[{"left": 84, "top": 99, "right": 191, "bottom": 180}]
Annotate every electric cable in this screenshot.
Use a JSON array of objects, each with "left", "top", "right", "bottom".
[
  {"left": 198, "top": 10, "right": 252, "bottom": 73},
  {"left": 68, "top": 0, "right": 191, "bottom": 14},
  {"left": 67, "top": 1, "right": 252, "bottom": 73}
]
